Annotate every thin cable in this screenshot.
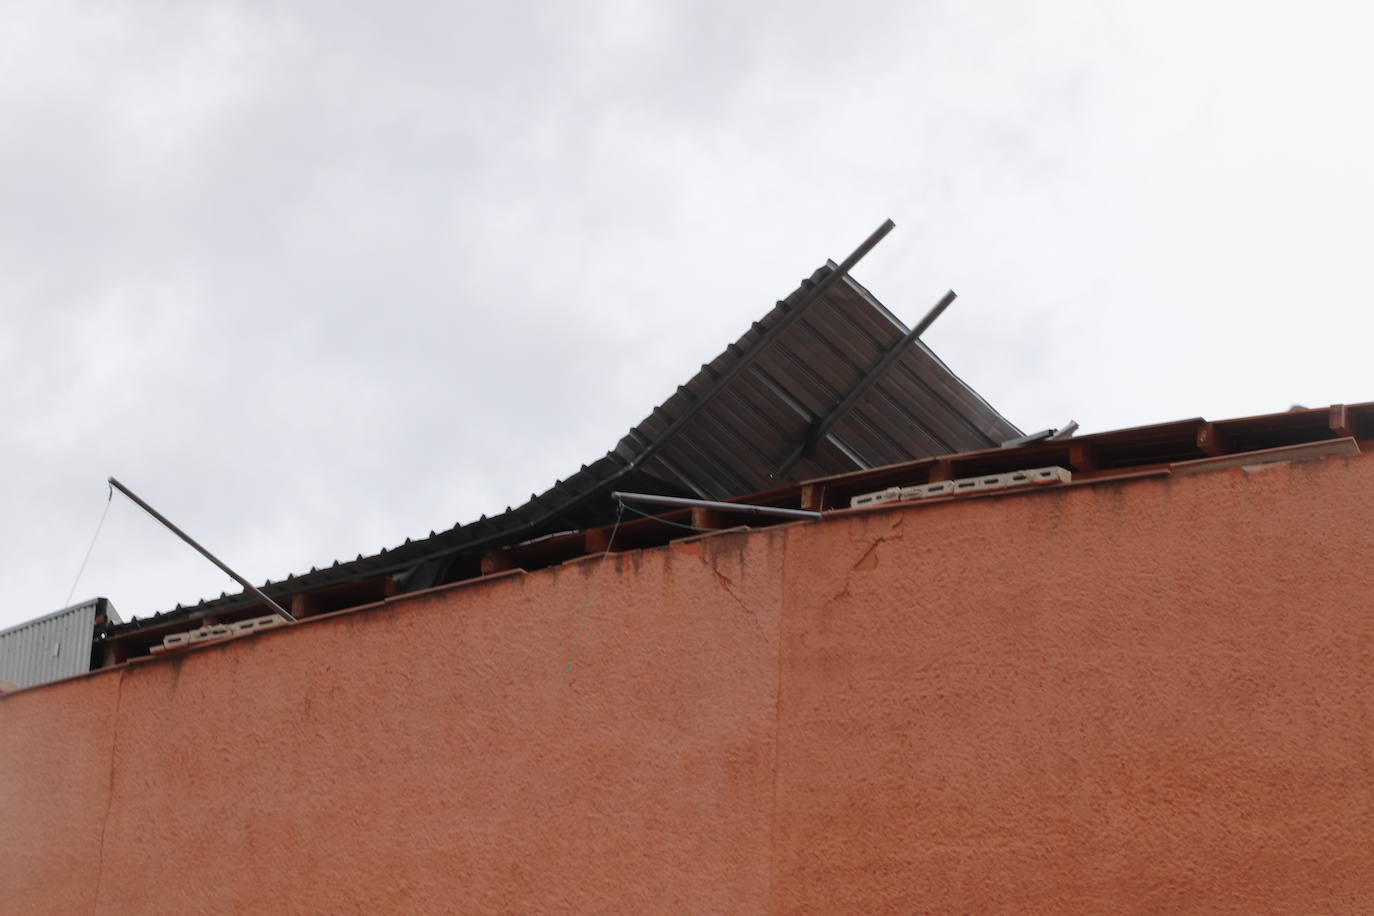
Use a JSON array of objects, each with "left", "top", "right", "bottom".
[
  {"left": 564, "top": 502, "right": 625, "bottom": 681},
  {"left": 65, "top": 484, "right": 114, "bottom": 609}
]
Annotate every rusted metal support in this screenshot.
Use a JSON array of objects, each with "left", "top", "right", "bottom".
[{"left": 108, "top": 477, "right": 296, "bottom": 623}]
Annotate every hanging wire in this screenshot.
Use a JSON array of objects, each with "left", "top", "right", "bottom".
[
  {"left": 614, "top": 499, "right": 725, "bottom": 532},
  {"left": 564, "top": 501, "right": 625, "bottom": 681},
  {"left": 64, "top": 483, "right": 114, "bottom": 609}
]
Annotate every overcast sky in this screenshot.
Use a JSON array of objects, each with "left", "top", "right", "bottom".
[{"left": 3, "top": 1, "right": 1372, "bottom": 630}]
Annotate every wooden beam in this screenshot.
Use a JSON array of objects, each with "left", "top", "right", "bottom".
[
  {"left": 690, "top": 507, "right": 727, "bottom": 530},
  {"left": 1330, "top": 404, "right": 1353, "bottom": 439},
  {"left": 583, "top": 527, "right": 612, "bottom": 554},
  {"left": 1196, "top": 422, "right": 1227, "bottom": 457},
  {"left": 928, "top": 459, "right": 954, "bottom": 482},
  {"left": 1068, "top": 443, "right": 1098, "bottom": 472},
  {"left": 290, "top": 592, "right": 322, "bottom": 620},
  {"left": 480, "top": 550, "right": 516, "bottom": 576},
  {"left": 99, "top": 641, "right": 126, "bottom": 669},
  {"left": 799, "top": 483, "right": 826, "bottom": 512}
]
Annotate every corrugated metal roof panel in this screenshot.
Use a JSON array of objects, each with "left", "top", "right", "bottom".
[{"left": 0, "top": 598, "right": 117, "bottom": 689}]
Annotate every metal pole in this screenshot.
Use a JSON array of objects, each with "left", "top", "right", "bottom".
[
  {"left": 626, "top": 219, "right": 896, "bottom": 475},
  {"left": 814, "top": 287, "right": 957, "bottom": 443},
  {"left": 776, "top": 289, "right": 958, "bottom": 478},
  {"left": 108, "top": 477, "right": 296, "bottom": 623},
  {"left": 612, "top": 491, "right": 822, "bottom": 521},
  {"left": 1048, "top": 420, "right": 1080, "bottom": 441}
]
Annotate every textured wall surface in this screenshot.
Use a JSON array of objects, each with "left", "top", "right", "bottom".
[
  {"left": 772, "top": 458, "right": 1374, "bottom": 913},
  {"left": 4, "top": 456, "right": 1374, "bottom": 913},
  {"left": 0, "top": 670, "right": 120, "bottom": 913}
]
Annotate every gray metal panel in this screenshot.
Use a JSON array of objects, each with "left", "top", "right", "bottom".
[{"left": 0, "top": 598, "right": 114, "bottom": 689}]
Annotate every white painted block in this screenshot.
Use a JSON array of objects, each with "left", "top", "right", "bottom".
[
  {"left": 953, "top": 466, "right": 1072, "bottom": 494},
  {"left": 852, "top": 466, "right": 1071, "bottom": 509},
  {"left": 850, "top": 487, "right": 901, "bottom": 509},
  {"left": 186, "top": 625, "right": 234, "bottom": 645},
  {"left": 900, "top": 480, "right": 955, "bottom": 500}
]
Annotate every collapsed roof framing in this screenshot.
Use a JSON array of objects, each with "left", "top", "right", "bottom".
[{"left": 97, "top": 222, "right": 1021, "bottom": 658}]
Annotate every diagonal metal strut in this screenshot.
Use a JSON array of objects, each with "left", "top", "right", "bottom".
[
  {"left": 775, "top": 289, "right": 958, "bottom": 479},
  {"left": 626, "top": 218, "right": 896, "bottom": 475},
  {"left": 108, "top": 477, "right": 296, "bottom": 623}
]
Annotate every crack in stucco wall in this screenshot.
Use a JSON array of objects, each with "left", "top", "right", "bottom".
[
  {"left": 90, "top": 668, "right": 124, "bottom": 915},
  {"left": 822, "top": 529, "right": 905, "bottom": 611},
  {"left": 708, "top": 566, "right": 767, "bottom": 640}
]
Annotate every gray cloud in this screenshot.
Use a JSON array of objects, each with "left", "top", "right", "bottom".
[{"left": 4, "top": 1, "right": 1373, "bottom": 627}]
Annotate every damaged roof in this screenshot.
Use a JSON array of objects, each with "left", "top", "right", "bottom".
[{"left": 105, "top": 225, "right": 1019, "bottom": 637}]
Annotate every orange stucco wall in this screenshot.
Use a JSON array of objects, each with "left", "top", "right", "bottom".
[{"left": 5, "top": 456, "right": 1374, "bottom": 913}]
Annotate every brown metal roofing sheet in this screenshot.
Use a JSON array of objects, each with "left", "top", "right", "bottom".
[
  {"left": 740, "top": 363, "right": 814, "bottom": 427},
  {"left": 750, "top": 347, "right": 839, "bottom": 419},
  {"left": 772, "top": 336, "right": 864, "bottom": 405},
  {"left": 709, "top": 382, "right": 801, "bottom": 450},
  {"left": 894, "top": 346, "right": 1013, "bottom": 444},
  {"left": 826, "top": 275, "right": 906, "bottom": 343},
  {"left": 826, "top": 411, "right": 901, "bottom": 469},
  {"left": 691, "top": 409, "right": 790, "bottom": 483},
  {"left": 793, "top": 310, "right": 884, "bottom": 376},
  {"left": 844, "top": 389, "right": 955, "bottom": 460},
  {"left": 655, "top": 428, "right": 752, "bottom": 495},
  {"left": 796, "top": 296, "right": 892, "bottom": 359},
  {"left": 868, "top": 373, "right": 967, "bottom": 454}
]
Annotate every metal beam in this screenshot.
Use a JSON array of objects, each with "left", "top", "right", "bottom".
[
  {"left": 108, "top": 477, "right": 297, "bottom": 623},
  {"left": 611, "top": 491, "right": 822, "bottom": 521},
  {"left": 1002, "top": 420, "right": 1079, "bottom": 448},
  {"left": 775, "top": 289, "right": 957, "bottom": 478},
  {"left": 626, "top": 219, "right": 896, "bottom": 475}
]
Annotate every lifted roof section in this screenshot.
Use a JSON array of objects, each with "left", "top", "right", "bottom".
[{"left": 106, "top": 222, "right": 1019, "bottom": 636}]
